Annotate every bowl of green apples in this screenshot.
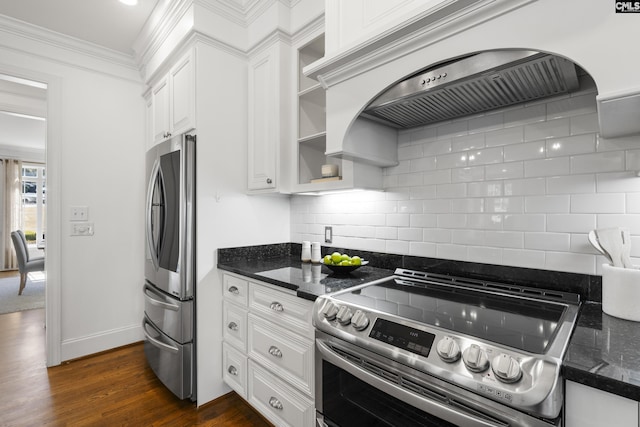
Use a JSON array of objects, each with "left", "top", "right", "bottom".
[{"left": 321, "top": 251, "right": 368, "bottom": 274}]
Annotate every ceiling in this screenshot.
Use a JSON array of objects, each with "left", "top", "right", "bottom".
[
  {"left": 0, "top": 0, "right": 159, "bottom": 55},
  {"left": 0, "top": 0, "right": 160, "bottom": 154}
]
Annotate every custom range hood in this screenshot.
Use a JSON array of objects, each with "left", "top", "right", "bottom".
[{"left": 362, "top": 50, "right": 580, "bottom": 129}]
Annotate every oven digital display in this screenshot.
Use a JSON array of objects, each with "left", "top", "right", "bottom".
[{"left": 369, "top": 319, "right": 435, "bottom": 357}]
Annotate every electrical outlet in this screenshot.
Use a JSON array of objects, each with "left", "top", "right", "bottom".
[
  {"left": 71, "top": 222, "right": 94, "bottom": 236},
  {"left": 325, "top": 226, "right": 333, "bottom": 244},
  {"left": 70, "top": 206, "right": 88, "bottom": 221}
]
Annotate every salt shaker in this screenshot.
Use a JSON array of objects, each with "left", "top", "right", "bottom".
[
  {"left": 311, "top": 242, "right": 322, "bottom": 263},
  {"left": 301, "top": 241, "right": 311, "bottom": 262}
]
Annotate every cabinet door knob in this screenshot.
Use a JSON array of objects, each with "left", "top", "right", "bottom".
[
  {"left": 269, "top": 302, "right": 284, "bottom": 312},
  {"left": 227, "top": 365, "right": 238, "bottom": 376},
  {"left": 227, "top": 322, "right": 238, "bottom": 331},
  {"left": 268, "top": 345, "right": 283, "bottom": 358},
  {"left": 266, "top": 178, "right": 272, "bottom": 184},
  {"left": 228, "top": 286, "right": 239, "bottom": 295},
  {"left": 269, "top": 396, "right": 283, "bottom": 410}
]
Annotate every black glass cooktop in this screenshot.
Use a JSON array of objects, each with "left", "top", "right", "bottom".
[{"left": 335, "top": 277, "right": 566, "bottom": 354}]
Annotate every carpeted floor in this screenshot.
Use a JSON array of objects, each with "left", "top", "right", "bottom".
[{"left": 0, "top": 271, "right": 45, "bottom": 315}]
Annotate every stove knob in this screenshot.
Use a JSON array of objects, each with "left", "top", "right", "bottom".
[
  {"left": 336, "top": 306, "right": 353, "bottom": 325},
  {"left": 321, "top": 301, "right": 339, "bottom": 321},
  {"left": 462, "top": 344, "right": 489, "bottom": 373},
  {"left": 351, "top": 310, "right": 370, "bottom": 331},
  {"left": 436, "top": 336, "right": 461, "bottom": 363},
  {"left": 492, "top": 353, "right": 522, "bottom": 383}
]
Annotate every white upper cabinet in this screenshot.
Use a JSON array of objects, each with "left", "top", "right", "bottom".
[
  {"left": 151, "top": 50, "right": 196, "bottom": 144},
  {"left": 247, "top": 39, "right": 291, "bottom": 193}
]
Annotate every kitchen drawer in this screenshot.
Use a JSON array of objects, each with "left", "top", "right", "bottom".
[
  {"left": 249, "top": 282, "right": 314, "bottom": 336},
  {"left": 223, "top": 274, "right": 249, "bottom": 306},
  {"left": 223, "top": 301, "right": 247, "bottom": 352},
  {"left": 248, "top": 314, "right": 314, "bottom": 397},
  {"left": 223, "top": 342, "right": 247, "bottom": 399},
  {"left": 248, "top": 360, "right": 314, "bottom": 427}
]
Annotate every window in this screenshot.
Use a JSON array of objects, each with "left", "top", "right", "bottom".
[{"left": 21, "top": 164, "right": 46, "bottom": 244}]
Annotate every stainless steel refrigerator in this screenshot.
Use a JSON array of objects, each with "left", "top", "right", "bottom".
[{"left": 143, "top": 133, "right": 196, "bottom": 401}]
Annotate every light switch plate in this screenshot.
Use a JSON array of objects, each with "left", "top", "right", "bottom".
[
  {"left": 70, "top": 206, "right": 88, "bottom": 221},
  {"left": 325, "top": 226, "right": 332, "bottom": 244},
  {"left": 70, "top": 222, "right": 94, "bottom": 236}
]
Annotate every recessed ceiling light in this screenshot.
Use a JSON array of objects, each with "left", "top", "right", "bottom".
[{"left": 119, "top": 0, "right": 138, "bottom": 5}]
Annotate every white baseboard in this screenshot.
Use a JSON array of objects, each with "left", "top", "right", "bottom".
[{"left": 60, "top": 323, "right": 144, "bottom": 361}]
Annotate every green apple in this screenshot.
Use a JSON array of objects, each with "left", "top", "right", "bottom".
[
  {"left": 340, "top": 254, "right": 351, "bottom": 262},
  {"left": 340, "top": 260, "right": 352, "bottom": 266},
  {"left": 351, "top": 256, "right": 362, "bottom": 266},
  {"left": 331, "top": 252, "right": 342, "bottom": 264}
]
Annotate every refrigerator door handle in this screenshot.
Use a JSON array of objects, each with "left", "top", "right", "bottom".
[
  {"left": 146, "top": 158, "right": 164, "bottom": 270},
  {"left": 143, "top": 319, "right": 179, "bottom": 354},
  {"left": 143, "top": 285, "right": 180, "bottom": 311}
]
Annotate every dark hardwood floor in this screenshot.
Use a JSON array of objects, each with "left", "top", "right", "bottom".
[{"left": 0, "top": 308, "right": 273, "bottom": 426}]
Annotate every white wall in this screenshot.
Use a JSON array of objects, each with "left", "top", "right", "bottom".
[
  {"left": 0, "top": 36, "right": 146, "bottom": 360},
  {"left": 291, "top": 78, "right": 640, "bottom": 276}
]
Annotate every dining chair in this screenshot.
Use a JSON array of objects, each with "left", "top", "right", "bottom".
[{"left": 10, "top": 230, "right": 45, "bottom": 295}]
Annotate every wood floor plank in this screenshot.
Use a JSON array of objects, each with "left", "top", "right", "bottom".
[{"left": 0, "top": 309, "right": 273, "bottom": 426}]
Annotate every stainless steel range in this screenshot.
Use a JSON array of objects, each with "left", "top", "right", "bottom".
[{"left": 313, "top": 268, "right": 580, "bottom": 427}]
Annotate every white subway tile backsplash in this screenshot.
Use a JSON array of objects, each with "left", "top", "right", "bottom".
[
  {"left": 290, "top": 90, "right": 639, "bottom": 276},
  {"left": 436, "top": 183, "right": 467, "bottom": 199},
  {"left": 545, "top": 134, "right": 596, "bottom": 157},
  {"left": 485, "top": 197, "right": 524, "bottom": 213},
  {"left": 485, "top": 126, "right": 525, "bottom": 147},
  {"left": 502, "top": 249, "right": 546, "bottom": 269},
  {"left": 503, "top": 141, "right": 545, "bottom": 162},
  {"left": 451, "top": 166, "right": 485, "bottom": 183},
  {"left": 485, "top": 231, "right": 524, "bottom": 248},
  {"left": 423, "top": 228, "right": 452, "bottom": 243},
  {"left": 399, "top": 228, "right": 426, "bottom": 241},
  {"left": 436, "top": 152, "right": 468, "bottom": 169},
  {"left": 467, "top": 147, "right": 504, "bottom": 166},
  {"left": 546, "top": 174, "right": 595, "bottom": 195},
  {"left": 524, "top": 118, "right": 571, "bottom": 141},
  {"left": 504, "top": 177, "right": 545, "bottom": 196},
  {"left": 468, "top": 182, "right": 503, "bottom": 197},
  {"left": 504, "top": 104, "right": 546, "bottom": 128},
  {"left": 571, "top": 152, "right": 625, "bottom": 174},
  {"left": 410, "top": 157, "right": 436, "bottom": 172},
  {"left": 571, "top": 193, "right": 625, "bottom": 213},
  {"left": 524, "top": 157, "right": 571, "bottom": 178},
  {"left": 571, "top": 112, "right": 599, "bottom": 135},
  {"left": 525, "top": 232, "right": 570, "bottom": 251},
  {"left": 597, "top": 172, "right": 640, "bottom": 193},
  {"left": 547, "top": 93, "right": 597, "bottom": 120},
  {"left": 452, "top": 134, "right": 485, "bottom": 152},
  {"left": 547, "top": 214, "right": 596, "bottom": 233},
  {"left": 423, "top": 139, "right": 453, "bottom": 156},
  {"left": 436, "top": 121, "right": 468, "bottom": 140},
  {"left": 451, "top": 198, "right": 484, "bottom": 213},
  {"left": 503, "top": 214, "right": 545, "bottom": 231},
  {"left": 525, "top": 195, "right": 570, "bottom": 213},
  {"left": 485, "top": 163, "right": 524, "bottom": 181}
]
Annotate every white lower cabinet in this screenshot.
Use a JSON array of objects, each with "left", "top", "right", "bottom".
[
  {"left": 221, "top": 272, "right": 315, "bottom": 427},
  {"left": 565, "top": 380, "right": 640, "bottom": 427}
]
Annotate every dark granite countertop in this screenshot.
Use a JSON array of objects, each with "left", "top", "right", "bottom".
[
  {"left": 564, "top": 302, "right": 640, "bottom": 401},
  {"left": 217, "top": 248, "right": 393, "bottom": 301}
]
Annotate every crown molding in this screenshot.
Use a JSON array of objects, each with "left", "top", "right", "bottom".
[{"left": 0, "top": 14, "right": 137, "bottom": 72}]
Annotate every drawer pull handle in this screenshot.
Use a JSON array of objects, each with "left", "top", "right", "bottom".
[
  {"left": 268, "top": 346, "right": 283, "bottom": 358},
  {"left": 228, "top": 286, "right": 239, "bottom": 295},
  {"left": 270, "top": 302, "right": 284, "bottom": 312},
  {"left": 228, "top": 322, "right": 238, "bottom": 331},
  {"left": 269, "top": 396, "right": 283, "bottom": 410},
  {"left": 227, "top": 365, "right": 238, "bottom": 376}
]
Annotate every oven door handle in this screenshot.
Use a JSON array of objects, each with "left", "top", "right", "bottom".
[{"left": 316, "top": 339, "right": 505, "bottom": 427}]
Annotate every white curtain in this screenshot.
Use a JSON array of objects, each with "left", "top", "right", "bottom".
[{"left": 2, "top": 159, "right": 22, "bottom": 270}]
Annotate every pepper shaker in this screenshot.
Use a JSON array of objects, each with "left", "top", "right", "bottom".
[
  {"left": 301, "top": 241, "right": 311, "bottom": 262},
  {"left": 311, "top": 242, "right": 322, "bottom": 263}
]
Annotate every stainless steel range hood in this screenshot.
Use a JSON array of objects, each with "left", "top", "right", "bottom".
[{"left": 362, "top": 50, "right": 580, "bottom": 129}]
